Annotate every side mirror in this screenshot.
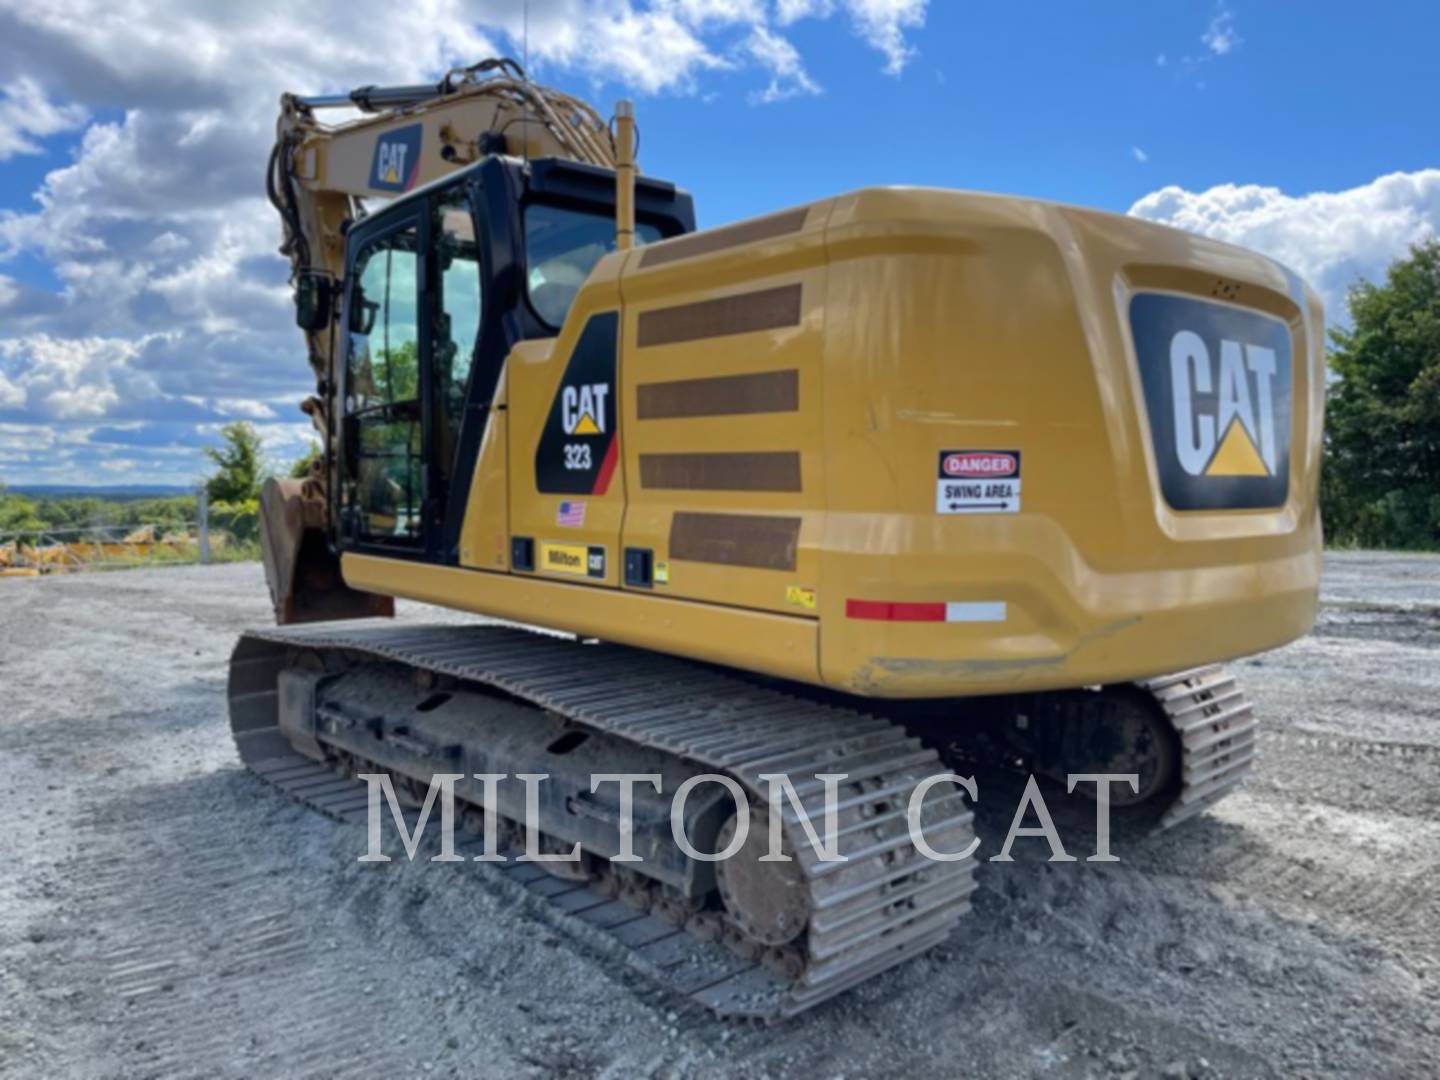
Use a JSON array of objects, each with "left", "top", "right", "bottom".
[
  {"left": 294, "top": 272, "right": 333, "bottom": 332},
  {"left": 348, "top": 290, "right": 379, "bottom": 336}
]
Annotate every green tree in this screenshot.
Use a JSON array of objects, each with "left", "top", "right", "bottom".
[
  {"left": 204, "top": 421, "right": 266, "bottom": 504},
  {"left": 0, "top": 481, "right": 45, "bottom": 534},
  {"left": 35, "top": 496, "right": 114, "bottom": 529},
  {"left": 1324, "top": 240, "right": 1440, "bottom": 548},
  {"left": 122, "top": 496, "right": 196, "bottom": 530},
  {"left": 375, "top": 339, "right": 419, "bottom": 402},
  {"left": 290, "top": 440, "right": 322, "bottom": 479}
]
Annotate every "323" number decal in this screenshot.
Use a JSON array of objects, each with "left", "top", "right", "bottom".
[{"left": 563, "top": 443, "right": 592, "bottom": 470}]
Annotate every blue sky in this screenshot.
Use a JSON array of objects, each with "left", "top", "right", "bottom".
[
  {"left": 631, "top": 1, "right": 1439, "bottom": 225},
  {"left": 0, "top": 0, "right": 1436, "bottom": 486}
]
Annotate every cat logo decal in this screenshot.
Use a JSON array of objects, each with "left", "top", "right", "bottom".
[{"left": 1131, "top": 293, "right": 1293, "bottom": 511}]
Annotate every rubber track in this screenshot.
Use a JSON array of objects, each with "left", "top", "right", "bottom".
[{"left": 228, "top": 622, "right": 979, "bottom": 1020}]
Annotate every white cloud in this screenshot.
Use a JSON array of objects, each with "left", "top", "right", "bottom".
[
  {"left": 775, "top": 0, "right": 926, "bottom": 74},
  {"left": 147, "top": 232, "right": 189, "bottom": 255},
  {"left": 1129, "top": 169, "right": 1440, "bottom": 322},
  {"left": 0, "top": 370, "right": 23, "bottom": 408},
  {"left": 0, "top": 333, "right": 173, "bottom": 419},
  {"left": 662, "top": 0, "right": 768, "bottom": 25},
  {"left": 0, "top": 76, "right": 87, "bottom": 160},
  {"left": 1159, "top": 6, "right": 1239, "bottom": 88},
  {"left": 213, "top": 398, "right": 280, "bottom": 420},
  {"left": 1131, "top": 146, "right": 1149, "bottom": 164},
  {"left": 517, "top": 3, "right": 728, "bottom": 95},
  {"left": 845, "top": 0, "right": 927, "bottom": 74},
  {"left": 746, "top": 26, "right": 821, "bottom": 103},
  {"left": 1202, "top": 7, "right": 1241, "bottom": 56},
  {"left": 257, "top": 421, "right": 320, "bottom": 457},
  {"left": 0, "top": 421, "right": 55, "bottom": 450},
  {"left": 0, "top": 0, "right": 930, "bottom": 483},
  {"left": 775, "top": 0, "right": 828, "bottom": 20}
]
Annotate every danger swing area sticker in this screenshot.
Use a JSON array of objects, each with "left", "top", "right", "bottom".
[{"left": 936, "top": 450, "right": 1021, "bottom": 514}]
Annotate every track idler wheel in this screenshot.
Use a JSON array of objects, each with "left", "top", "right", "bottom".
[
  {"left": 1091, "top": 688, "right": 1180, "bottom": 806},
  {"left": 713, "top": 810, "right": 812, "bottom": 947}
]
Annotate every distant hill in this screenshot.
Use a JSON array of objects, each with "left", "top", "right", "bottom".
[{"left": 8, "top": 484, "right": 195, "bottom": 499}]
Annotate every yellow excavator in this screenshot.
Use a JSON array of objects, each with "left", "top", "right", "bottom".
[{"left": 228, "top": 59, "right": 1324, "bottom": 1018}]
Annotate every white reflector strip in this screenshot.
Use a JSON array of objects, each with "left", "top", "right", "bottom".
[{"left": 945, "top": 602, "right": 1007, "bottom": 623}]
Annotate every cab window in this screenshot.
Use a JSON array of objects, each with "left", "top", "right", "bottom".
[
  {"left": 524, "top": 204, "right": 660, "bottom": 329},
  {"left": 433, "top": 193, "right": 482, "bottom": 467},
  {"left": 345, "top": 224, "right": 422, "bottom": 543}
]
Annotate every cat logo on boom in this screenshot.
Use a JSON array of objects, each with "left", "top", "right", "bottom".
[
  {"left": 1130, "top": 292, "right": 1294, "bottom": 511},
  {"left": 369, "top": 124, "right": 422, "bottom": 193}
]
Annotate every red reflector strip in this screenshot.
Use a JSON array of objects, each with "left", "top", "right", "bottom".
[
  {"left": 890, "top": 602, "right": 947, "bottom": 621},
  {"left": 845, "top": 600, "right": 946, "bottom": 622},
  {"left": 845, "top": 599, "right": 891, "bottom": 620}
]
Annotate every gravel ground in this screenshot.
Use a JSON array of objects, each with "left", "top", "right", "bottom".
[{"left": 1, "top": 553, "right": 1437, "bottom": 1079}]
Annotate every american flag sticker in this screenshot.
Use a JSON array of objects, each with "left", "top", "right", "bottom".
[{"left": 556, "top": 500, "right": 586, "bottom": 527}]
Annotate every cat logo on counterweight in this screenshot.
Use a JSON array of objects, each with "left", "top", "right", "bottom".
[{"left": 1130, "top": 293, "right": 1293, "bottom": 511}]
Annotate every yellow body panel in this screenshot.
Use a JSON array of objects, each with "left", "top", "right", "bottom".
[
  {"left": 813, "top": 190, "right": 1322, "bottom": 694},
  {"left": 618, "top": 203, "right": 835, "bottom": 617},
  {"left": 343, "top": 553, "right": 819, "bottom": 684},
  {"left": 344, "top": 185, "right": 1325, "bottom": 700},
  {"left": 458, "top": 356, "right": 511, "bottom": 572},
  {"left": 504, "top": 258, "right": 628, "bottom": 587}
]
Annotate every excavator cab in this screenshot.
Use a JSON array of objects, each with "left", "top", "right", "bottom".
[
  {"left": 263, "top": 155, "right": 693, "bottom": 622},
  {"left": 335, "top": 156, "right": 693, "bottom": 562}
]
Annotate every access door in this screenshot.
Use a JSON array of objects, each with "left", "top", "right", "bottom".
[{"left": 342, "top": 207, "right": 427, "bottom": 552}]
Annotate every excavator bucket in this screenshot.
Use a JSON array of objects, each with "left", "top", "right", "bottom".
[{"left": 257, "top": 477, "right": 393, "bottom": 625}]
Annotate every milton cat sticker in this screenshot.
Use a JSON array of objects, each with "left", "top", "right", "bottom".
[
  {"left": 540, "top": 541, "right": 607, "bottom": 579},
  {"left": 535, "top": 312, "right": 619, "bottom": 495},
  {"left": 1130, "top": 293, "right": 1293, "bottom": 511}
]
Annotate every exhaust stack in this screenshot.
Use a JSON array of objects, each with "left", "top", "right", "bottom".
[{"left": 615, "top": 100, "right": 636, "bottom": 251}]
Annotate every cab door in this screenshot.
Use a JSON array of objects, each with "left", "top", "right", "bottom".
[
  {"left": 340, "top": 205, "right": 428, "bottom": 555},
  {"left": 337, "top": 179, "right": 489, "bottom": 563}
]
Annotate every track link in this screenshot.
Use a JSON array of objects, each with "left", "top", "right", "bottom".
[
  {"left": 228, "top": 621, "right": 978, "bottom": 1020},
  {"left": 1144, "top": 665, "right": 1259, "bottom": 829},
  {"left": 910, "top": 664, "right": 1259, "bottom": 831}
]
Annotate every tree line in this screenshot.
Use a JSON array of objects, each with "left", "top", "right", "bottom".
[
  {"left": 0, "top": 489, "right": 197, "bottom": 536},
  {"left": 0, "top": 423, "right": 316, "bottom": 544},
  {"left": 1322, "top": 240, "right": 1440, "bottom": 549}
]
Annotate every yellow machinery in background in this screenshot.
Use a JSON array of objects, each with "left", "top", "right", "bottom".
[
  {"left": 0, "top": 525, "right": 202, "bottom": 574},
  {"left": 229, "top": 59, "right": 1324, "bottom": 1018}
]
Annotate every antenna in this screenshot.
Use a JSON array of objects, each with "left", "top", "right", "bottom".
[{"left": 522, "top": 0, "right": 530, "bottom": 163}]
